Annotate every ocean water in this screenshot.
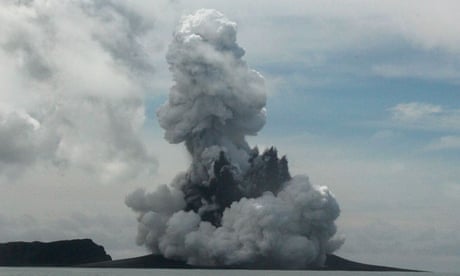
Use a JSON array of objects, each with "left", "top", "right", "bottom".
[{"left": 0, "top": 268, "right": 458, "bottom": 276}]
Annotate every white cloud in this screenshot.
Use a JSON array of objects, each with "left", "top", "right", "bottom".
[
  {"left": 176, "top": 0, "right": 460, "bottom": 52},
  {"left": 390, "top": 102, "right": 442, "bottom": 121},
  {"left": 0, "top": 0, "right": 165, "bottom": 182},
  {"left": 385, "top": 102, "right": 460, "bottom": 154},
  {"left": 388, "top": 102, "right": 460, "bottom": 132},
  {"left": 175, "top": 1, "right": 460, "bottom": 84},
  {"left": 392, "top": 1, "right": 460, "bottom": 54},
  {"left": 372, "top": 62, "right": 460, "bottom": 83},
  {"left": 0, "top": 105, "right": 56, "bottom": 178}
]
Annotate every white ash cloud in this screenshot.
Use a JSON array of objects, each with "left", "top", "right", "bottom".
[
  {"left": 127, "top": 9, "right": 342, "bottom": 268},
  {"left": 157, "top": 8, "right": 266, "bottom": 174}
]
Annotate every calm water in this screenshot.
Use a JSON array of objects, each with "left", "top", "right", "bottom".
[{"left": 0, "top": 268, "right": 458, "bottom": 276}]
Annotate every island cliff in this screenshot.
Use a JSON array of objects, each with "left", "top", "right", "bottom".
[{"left": 0, "top": 239, "right": 111, "bottom": 266}]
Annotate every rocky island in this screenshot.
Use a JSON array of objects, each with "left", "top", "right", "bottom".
[
  {"left": 0, "top": 239, "right": 111, "bottom": 266},
  {"left": 83, "top": 253, "right": 419, "bottom": 271},
  {"left": 0, "top": 239, "right": 419, "bottom": 271}
]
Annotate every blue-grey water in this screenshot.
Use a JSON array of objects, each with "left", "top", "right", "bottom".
[{"left": 0, "top": 268, "right": 458, "bottom": 276}]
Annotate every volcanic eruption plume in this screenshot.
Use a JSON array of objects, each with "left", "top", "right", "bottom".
[{"left": 126, "top": 9, "right": 343, "bottom": 268}]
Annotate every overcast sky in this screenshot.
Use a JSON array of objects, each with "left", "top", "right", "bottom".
[{"left": 1, "top": 0, "right": 459, "bottom": 273}]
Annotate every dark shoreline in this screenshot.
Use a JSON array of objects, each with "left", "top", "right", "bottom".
[
  {"left": 0, "top": 240, "right": 422, "bottom": 271},
  {"left": 81, "top": 253, "right": 422, "bottom": 272}
]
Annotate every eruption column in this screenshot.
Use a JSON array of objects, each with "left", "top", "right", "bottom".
[{"left": 126, "top": 9, "right": 343, "bottom": 268}]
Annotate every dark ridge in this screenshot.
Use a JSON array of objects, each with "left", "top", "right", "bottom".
[
  {"left": 82, "top": 253, "right": 422, "bottom": 271},
  {"left": 80, "top": 254, "right": 194, "bottom": 269},
  {"left": 0, "top": 239, "right": 111, "bottom": 266},
  {"left": 323, "top": 254, "right": 421, "bottom": 272}
]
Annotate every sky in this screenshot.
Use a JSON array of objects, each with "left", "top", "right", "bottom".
[{"left": 1, "top": 0, "right": 459, "bottom": 273}]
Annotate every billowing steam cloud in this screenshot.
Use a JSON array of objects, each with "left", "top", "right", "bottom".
[{"left": 126, "top": 9, "right": 343, "bottom": 268}]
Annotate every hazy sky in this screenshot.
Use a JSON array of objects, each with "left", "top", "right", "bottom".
[{"left": 1, "top": 0, "right": 459, "bottom": 273}]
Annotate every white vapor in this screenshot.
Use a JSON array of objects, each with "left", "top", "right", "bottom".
[
  {"left": 157, "top": 8, "right": 266, "bottom": 173},
  {"left": 127, "top": 9, "right": 342, "bottom": 268},
  {"left": 0, "top": 0, "right": 157, "bottom": 181}
]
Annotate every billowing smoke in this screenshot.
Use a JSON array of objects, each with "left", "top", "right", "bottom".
[{"left": 126, "top": 9, "right": 343, "bottom": 268}]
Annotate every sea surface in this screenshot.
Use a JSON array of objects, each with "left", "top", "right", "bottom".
[{"left": 0, "top": 268, "right": 459, "bottom": 276}]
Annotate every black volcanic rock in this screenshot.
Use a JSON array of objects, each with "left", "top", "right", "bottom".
[
  {"left": 83, "top": 253, "right": 420, "bottom": 271},
  {"left": 323, "top": 254, "right": 419, "bottom": 272},
  {"left": 182, "top": 147, "right": 291, "bottom": 227},
  {"left": 0, "top": 239, "right": 111, "bottom": 266},
  {"left": 0, "top": 239, "right": 419, "bottom": 271},
  {"left": 82, "top": 254, "right": 194, "bottom": 269}
]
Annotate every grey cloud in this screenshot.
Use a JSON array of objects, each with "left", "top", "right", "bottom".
[
  {"left": 0, "top": 0, "right": 160, "bottom": 182},
  {"left": 79, "top": 0, "right": 156, "bottom": 75}
]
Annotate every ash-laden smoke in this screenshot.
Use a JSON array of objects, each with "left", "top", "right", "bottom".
[{"left": 126, "top": 9, "right": 343, "bottom": 268}]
